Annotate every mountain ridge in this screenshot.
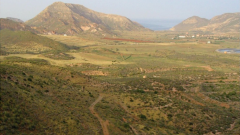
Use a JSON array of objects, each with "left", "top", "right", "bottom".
[{"left": 170, "top": 12, "right": 240, "bottom": 32}]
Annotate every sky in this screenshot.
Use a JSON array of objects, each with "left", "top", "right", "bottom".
[{"left": 0, "top": 0, "right": 239, "bottom": 22}]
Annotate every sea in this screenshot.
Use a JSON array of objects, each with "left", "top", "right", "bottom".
[{"left": 132, "top": 19, "right": 182, "bottom": 31}]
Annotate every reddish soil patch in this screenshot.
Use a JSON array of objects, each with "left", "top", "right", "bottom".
[{"left": 103, "top": 37, "right": 153, "bottom": 43}]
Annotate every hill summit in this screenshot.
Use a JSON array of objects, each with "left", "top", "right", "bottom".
[
  {"left": 170, "top": 12, "right": 240, "bottom": 32},
  {"left": 26, "top": 2, "right": 148, "bottom": 35},
  {"left": 170, "top": 16, "right": 209, "bottom": 31}
]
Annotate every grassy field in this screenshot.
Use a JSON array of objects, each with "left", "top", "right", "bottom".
[{"left": 1, "top": 31, "right": 240, "bottom": 135}]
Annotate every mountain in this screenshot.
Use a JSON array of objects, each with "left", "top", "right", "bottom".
[
  {"left": 26, "top": 2, "right": 149, "bottom": 35},
  {"left": 170, "top": 12, "right": 240, "bottom": 32},
  {"left": 170, "top": 16, "right": 209, "bottom": 31},
  {"left": 6, "top": 17, "right": 24, "bottom": 23}
]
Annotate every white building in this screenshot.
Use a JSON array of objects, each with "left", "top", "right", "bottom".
[{"left": 179, "top": 36, "right": 186, "bottom": 38}]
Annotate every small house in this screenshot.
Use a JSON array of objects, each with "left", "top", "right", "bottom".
[{"left": 179, "top": 36, "right": 186, "bottom": 38}]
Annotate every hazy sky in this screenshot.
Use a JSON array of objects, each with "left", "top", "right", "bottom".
[{"left": 0, "top": 0, "right": 239, "bottom": 22}]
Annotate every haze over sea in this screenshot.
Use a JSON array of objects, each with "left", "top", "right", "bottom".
[{"left": 133, "top": 19, "right": 182, "bottom": 31}]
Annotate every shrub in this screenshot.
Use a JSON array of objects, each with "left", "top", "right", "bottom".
[
  {"left": 123, "top": 123, "right": 130, "bottom": 128},
  {"left": 44, "top": 90, "right": 49, "bottom": 93},
  {"left": 139, "top": 114, "right": 147, "bottom": 120},
  {"left": 135, "top": 89, "right": 145, "bottom": 93}
]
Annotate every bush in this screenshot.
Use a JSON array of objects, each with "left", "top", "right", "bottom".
[
  {"left": 44, "top": 90, "right": 49, "bottom": 93},
  {"left": 123, "top": 123, "right": 130, "bottom": 128},
  {"left": 139, "top": 114, "right": 147, "bottom": 120}
]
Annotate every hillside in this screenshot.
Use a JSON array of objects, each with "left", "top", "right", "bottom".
[
  {"left": 25, "top": 2, "right": 149, "bottom": 35},
  {"left": 0, "top": 29, "right": 69, "bottom": 55},
  {"left": 194, "top": 12, "right": 240, "bottom": 32},
  {"left": 0, "top": 57, "right": 104, "bottom": 134},
  {"left": 170, "top": 12, "right": 240, "bottom": 32},
  {"left": 1, "top": 55, "right": 240, "bottom": 135}
]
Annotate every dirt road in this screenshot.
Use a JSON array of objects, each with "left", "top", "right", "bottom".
[{"left": 89, "top": 95, "right": 109, "bottom": 135}]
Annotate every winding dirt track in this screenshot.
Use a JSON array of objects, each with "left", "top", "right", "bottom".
[{"left": 89, "top": 95, "right": 109, "bottom": 135}]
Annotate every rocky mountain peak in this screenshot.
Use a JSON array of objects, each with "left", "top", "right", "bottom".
[{"left": 25, "top": 2, "right": 149, "bottom": 35}]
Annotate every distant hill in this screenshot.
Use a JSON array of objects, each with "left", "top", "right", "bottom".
[
  {"left": 0, "top": 29, "right": 69, "bottom": 54},
  {"left": 25, "top": 2, "right": 149, "bottom": 35},
  {"left": 0, "top": 18, "right": 47, "bottom": 34},
  {"left": 6, "top": 17, "right": 24, "bottom": 23},
  {"left": 170, "top": 16, "right": 209, "bottom": 31},
  {"left": 170, "top": 12, "right": 240, "bottom": 32},
  {"left": 0, "top": 18, "right": 37, "bottom": 33}
]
